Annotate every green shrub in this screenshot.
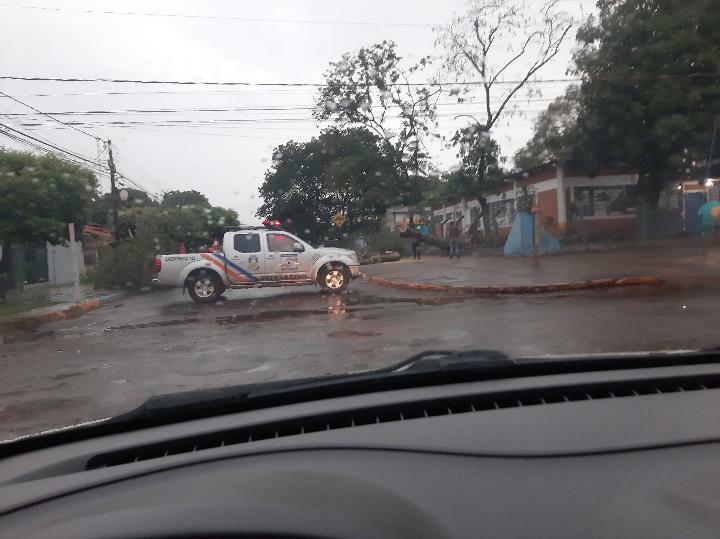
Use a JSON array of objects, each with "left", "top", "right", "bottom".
[
  {"left": 93, "top": 240, "right": 155, "bottom": 290},
  {"left": 350, "top": 226, "right": 408, "bottom": 256}
]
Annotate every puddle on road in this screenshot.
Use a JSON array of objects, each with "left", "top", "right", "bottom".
[
  {"left": 5, "top": 286, "right": 661, "bottom": 343},
  {"left": 1, "top": 329, "right": 55, "bottom": 344},
  {"left": 328, "top": 330, "right": 382, "bottom": 338},
  {"left": 0, "top": 396, "right": 91, "bottom": 421},
  {"left": 104, "top": 318, "right": 201, "bottom": 332},
  {"left": 215, "top": 308, "right": 358, "bottom": 325},
  {"left": 48, "top": 371, "right": 84, "bottom": 380}
]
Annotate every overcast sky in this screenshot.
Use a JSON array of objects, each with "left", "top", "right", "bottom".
[{"left": 0, "top": 0, "right": 595, "bottom": 222}]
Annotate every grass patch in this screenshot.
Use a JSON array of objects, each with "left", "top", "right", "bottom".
[{"left": 0, "top": 297, "right": 54, "bottom": 320}]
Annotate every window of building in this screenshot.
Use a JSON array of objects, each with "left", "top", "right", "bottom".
[
  {"left": 233, "top": 233, "right": 261, "bottom": 253},
  {"left": 658, "top": 188, "right": 681, "bottom": 211},
  {"left": 572, "top": 186, "right": 637, "bottom": 217},
  {"left": 488, "top": 199, "right": 516, "bottom": 227}
]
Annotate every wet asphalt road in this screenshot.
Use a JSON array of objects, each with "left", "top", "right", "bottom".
[{"left": 1, "top": 278, "right": 719, "bottom": 439}]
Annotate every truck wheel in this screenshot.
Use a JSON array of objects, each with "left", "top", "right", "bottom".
[
  {"left": 318, "top": 264, "right": 350, "bottom": 294},
  {"left": 187, "top": 270, "right": 225, "bottom": 303}
]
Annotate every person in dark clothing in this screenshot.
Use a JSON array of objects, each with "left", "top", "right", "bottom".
[
  {"left": 447, "top": 219, "right": 462, "bottom": 259},
  {"left": 412, "top": 236, "right": 422, "bottom": 259}
]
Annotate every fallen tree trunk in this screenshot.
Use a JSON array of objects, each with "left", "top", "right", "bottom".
[
  {"left": 399, "top": 227, "right": 448, "bottom": 250},
  {"left": 360, "top": 252, "right": 401, "bottom": 265}
]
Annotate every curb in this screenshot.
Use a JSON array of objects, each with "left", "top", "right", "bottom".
[
  {"left": 3, "top": 292, "right": 126, "bottom": 327},
  {"left": 361, "top": 273, "right": 663, "bottom": 295}
]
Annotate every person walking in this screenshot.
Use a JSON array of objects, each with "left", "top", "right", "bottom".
[
  {"left": 412, "top": 236, "right": 422, "bottom": 259},
  {"left": 447, "top": 218, "right": 462, "bottom": 259}
]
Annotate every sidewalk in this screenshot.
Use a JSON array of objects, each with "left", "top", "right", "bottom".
[
  {"left": 361, "top": 245, "right": 720, "bottom": 292},
  {"left": 0, "top": 283, "right": 124, "bottom": 331}
]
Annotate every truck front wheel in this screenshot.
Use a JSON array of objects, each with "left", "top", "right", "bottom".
[
  {"left": 318, "top": 264, "right": 350, "bottom": 294},
  {"left": 187, "top": 270, "right": 225, "bottom": 303}
]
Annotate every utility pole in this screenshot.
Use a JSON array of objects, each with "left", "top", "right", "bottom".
[
  {"left": 705, "top": 121, "right": 718, "bottom": 182},
  {"left": 107, "top": 139, "right": 119, "bottom": 241}
]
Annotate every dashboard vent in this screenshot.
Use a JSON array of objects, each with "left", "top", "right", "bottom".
[{"left": 86, "top": 374, "right": 720, "bottom": 470}]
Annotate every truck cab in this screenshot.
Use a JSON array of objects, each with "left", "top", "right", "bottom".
[{"left": 153, "top": 226, "right": 360, "bottom": 303}]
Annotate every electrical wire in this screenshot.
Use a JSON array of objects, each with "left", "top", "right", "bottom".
[
  {"left": 0, "top": 98, "right": 562, "bottom": 117},
  {"left": 0, "top": 120, "right": 109, "bottom": 167},
  {"left": 2, "top": 73, "right": 718, "bottom": 87},
  {"left": 0, "top": 89, "right": 101, "bottom": 140},
  {"left": 0, "top": 2, "right": 435, "bottom": 27},
  {"left": 0, "top": 74, "right": 584, "bottom": 87},
  {"left": 0, "top": 126, "right": 112, "bottom": 177}
]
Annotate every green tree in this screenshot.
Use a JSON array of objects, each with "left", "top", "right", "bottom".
[
  {"left": 116, "top": 204, "right": 238, "bottom": 249},
  {"left": 94, "top": 203, "right": 239, "bottom": 289},
  {"left": 572, "top": 0, "right": 720, "bottom": 217},
  {"left": 161, "top": 189, "right": 210, "bottom": 209},
  {"left": 314, "top": 41, "right": 440, "bottom": 181},
  {"left": 450, "top": 131, "right": 506, "bottom": 243},
  {"left": 89, "top": 187, "right": 156, "bottom": 225},
  {"left": 513, "top": 85, "right": 581, "bottom": 170},
  {"left": 0, "top": 150, "right": 98, "bottom": 245},
  {"left": 257, "top": 127, "right": 415, "bottom": 242}
]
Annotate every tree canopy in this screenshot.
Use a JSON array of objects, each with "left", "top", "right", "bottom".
[
  {"left": 0, "top": 150, "right": 99, "bottom": 245},
  {"left": 314, "top": 41, "right": 440, "bottom": 179},
  {"left": 571, "top": 0, "right": 720, "bottom": 199},
  {"left": 115, "top": 201, "right": 237, "bottom": 247},
  {"left": 94, "top": 201, "right": 239, "bottom": 289},
  {"left": 257, "top": 127, "right": 425, "bottom": 242},
  {"left": 89, "top": 187, "right": 157, "bottom": 225},
  {"left": 452, "top": 131, "right": 505, "bottom": 196},
  {"left": 513, "top": 85, "right": 581, "bottom": 170},
  {"left": 161, "top": 190, "right": 210, "bottom": 208}
]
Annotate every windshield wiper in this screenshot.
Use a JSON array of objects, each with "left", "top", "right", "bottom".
[
  {"left": 4, "top": 348, "right": 720, "bottom": 456},
  {"left": 114, "top": 349, "right": 513, "bottom": 424}
]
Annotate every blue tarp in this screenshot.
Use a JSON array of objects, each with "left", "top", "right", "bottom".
[
  {"left": 697, "top": 201, "right": 720, "bottom": 234},
  {"left": 503, "top": 212, "right": 561, "bottom": 257}
]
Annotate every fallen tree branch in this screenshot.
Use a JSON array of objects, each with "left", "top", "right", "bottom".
[{"left": 399, "top": 227, "right": 449, "bottom": 250}]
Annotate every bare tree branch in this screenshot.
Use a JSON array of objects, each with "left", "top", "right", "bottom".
[
  {"left": 487, "top": 22, "right": 572, "bottom": 130},
  {"left": 436, "top": 0, "right": 574, "bottom": 133},
  {"left": 489, "top": 32, "right": 539, "bottom": 86}
]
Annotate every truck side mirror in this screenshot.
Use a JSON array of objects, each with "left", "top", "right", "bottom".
[{"left": 292, "top": 242, "right": 305, "bottom": 253}]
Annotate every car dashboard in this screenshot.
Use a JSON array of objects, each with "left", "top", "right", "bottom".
[{"left": 2, "top": 361, "right": 720, "bottom": 538}]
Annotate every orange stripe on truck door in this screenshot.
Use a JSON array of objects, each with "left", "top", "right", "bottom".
[{"left": 200, "top": 253, "right": 249, "bottom": 283}]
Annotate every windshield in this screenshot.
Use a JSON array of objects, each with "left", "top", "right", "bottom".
[{"left": 1, "top": 0, "right": 718, "bottom": 439}]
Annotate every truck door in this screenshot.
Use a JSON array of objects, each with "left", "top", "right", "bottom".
[
  {"left": 224, "top": 232, "right": 263, "bottom": 284},
  {"left": 264, "top": 232, "right": 311, "bottom": 281}
]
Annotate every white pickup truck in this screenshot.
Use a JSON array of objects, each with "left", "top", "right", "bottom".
[{"left": 151, "top": 226, "right": 360, "bottom": 303}]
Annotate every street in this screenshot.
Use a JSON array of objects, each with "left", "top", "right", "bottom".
[{"left": 2, "top": 267, "right": 720, "bottom": 440}]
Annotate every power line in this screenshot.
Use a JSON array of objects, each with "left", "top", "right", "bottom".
[
  {"left": 0, "top": 98, "right": 562, "bottom": 117},
  {"left": 0, "top": 121, "right": 162, "bottom": 200},
  {"left": 13, "top": 112, "right": 549, "bottom": 129},
  {"left": 0, "top": 106, "right": 104, "bottom": 158},
  {"left": 116, "top": 171, "right": 161, "bottom": 201},
  {"left": 0, "top": 126, "right": 112, "bottom": 176},
  {"left": 87, "top": 126, "right": 283, "bottom": 140},
  {"left": 0, "top": 89, "right": 101, "bottom": 140},
  {"left": 0, "top": 88, "right": 332, "bottom": 97},
  {"left": 0, "top": 2, "right": 435, "bottom": 27},
  {"left": 0, "top": 120, "right": 109, "bottom": 167},
  {"left": 105, "top": 139, "right": 162, "bottom": 200},
  {"left": 0, "top": 74, "right": 583, "bottom": 87},
  {"left": 2, "top": 72, "right": 717, "bottom": 87}
]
